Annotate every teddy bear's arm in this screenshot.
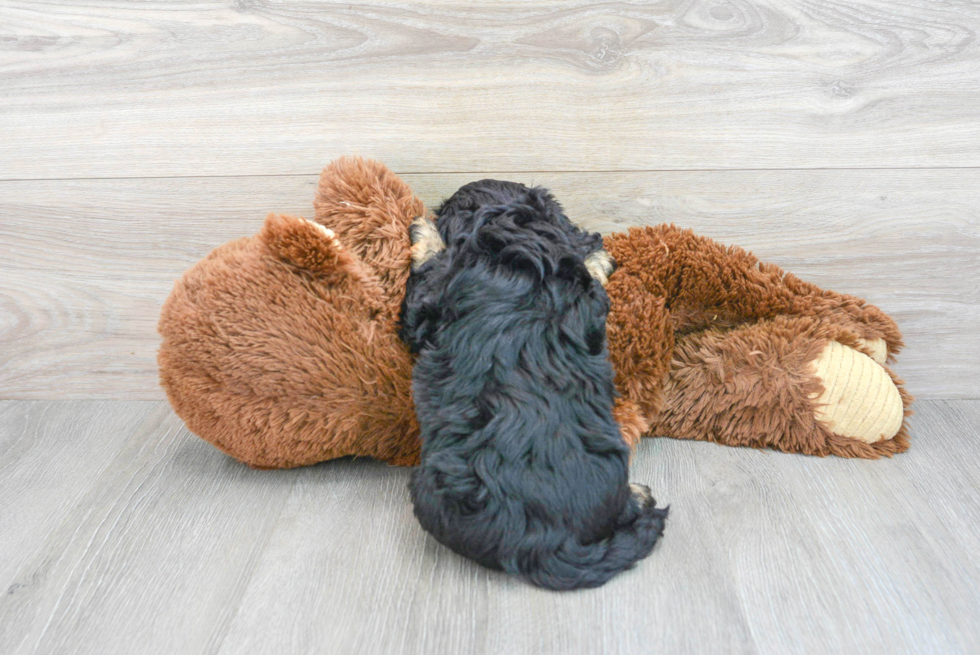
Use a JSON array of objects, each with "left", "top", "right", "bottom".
[
  {"left": 604, "top": 224, "right": 903, "bottom": 363},
  {"left": 648, "top": 315, "right": 911, "bottom": 458},
  {"left": 602, "top": 224, "right": 910, "bottom": 459}
]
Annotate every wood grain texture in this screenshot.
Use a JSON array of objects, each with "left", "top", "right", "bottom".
[
  {"left": 0, "top": 401, "right": 155, "bottom": 598},
  {"left": 0, "top": 175, "right": 316, "bottom": 398},
  {"left": 2, "top": 0, "right": 980, "bottom": 178},
  {"left": 694, "top": 402, "right": 980, "bottom": 653},
  {"left": 216, "top": 429, "right": 759, "bottom": 655},
  {"left": 0, "top": 401, "right": 300, "bottom": 655},
  {"left": 1, "top": 170, "right": 975, "bottom": 399},
  {"left": 1, "top": 400, "right": 977, "bottom": 653}
]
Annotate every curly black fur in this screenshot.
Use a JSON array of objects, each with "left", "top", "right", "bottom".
[{"left": 399, "top": 180, "right": 668, "bottom": 590}]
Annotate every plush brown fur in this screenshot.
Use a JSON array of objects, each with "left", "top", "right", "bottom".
[
  {"left": 158, "top": 158, "right": 911, "bottom": 468},
  {"left": 652, "top": 316, "right": 912, "bottom": 458},
  {"left": 603, "top": 225, "right": 911, "bottom": 458},
  {"left": 158, "top": 158, "right": 422, "bottom": 468}
]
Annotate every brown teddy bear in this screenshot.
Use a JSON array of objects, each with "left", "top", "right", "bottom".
[{"left": 158, "top": 157, "right": 911, "bottom": 469}]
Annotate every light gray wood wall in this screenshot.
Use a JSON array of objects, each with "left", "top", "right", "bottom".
[
  {"left": 1, "top": 0, "right": 978, "bottom": 400},
  {"left": 3, "top": 0, "right": 980, "bottom": 177}
]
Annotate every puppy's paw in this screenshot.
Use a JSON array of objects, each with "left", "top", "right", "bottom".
[
  {"left": 630, "top": 483, "right": 655, "bottom": 508},
  {"left": 585, "top": 249, "right": 615, "bottom": 286},
  {"left": 410, "top": 215, "right": 445, "bottom": 270}
]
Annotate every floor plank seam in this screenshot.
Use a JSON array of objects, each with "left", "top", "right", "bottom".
[{"left": 207, "top": 473, "right": 302, "bottom": 655}]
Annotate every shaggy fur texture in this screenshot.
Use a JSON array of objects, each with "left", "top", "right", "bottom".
[
  {"left": 399, "top": 180, "right": 667, "bottom": 590},
  {"left": 158, "top": 157, "right": 912, "bottom": 469},
  {"left": 158, "top": 158, "right": 423, "bottom": 468},
  {"left": 603, "top": 225, "right": 911, "bottom": 458}
]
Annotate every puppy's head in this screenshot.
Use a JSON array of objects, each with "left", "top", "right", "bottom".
[
  {"left": 436, "top": 180, "right": 532, "bottom": 237},
  {"left": 435, "top": 180, "right": 608, "bottom": 282}
]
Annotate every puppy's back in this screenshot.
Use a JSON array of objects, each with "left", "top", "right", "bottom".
[{"left": 404, "top": 185, "right": 668, "bottom": 589}]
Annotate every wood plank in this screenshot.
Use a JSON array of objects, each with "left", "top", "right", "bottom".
[
  {"left": 2, "top": 0, "right": 980, "bottom": 178},
  {"left": 0, "top": 401, "right": 155, "bottom": 595},
  {"left": 213, "top": 400, "right": 980, "bottom": 654},
  {"left": 0, "top": 401, "right": 298, "bottom": 655},
  {"left": 0, "top": 175, "right": 316, "bottom": 399},
  {"left": 889, "top": 401, "right": 980, "bottom": 584},
  {"left": 1, "top": 170, "right": 975, "bottom": 399},
  {"left": 696, "top": 402, "right": 980, "bottom": 654},
  {"left": 216, "top": 432, "right": 757, "bottom": 655},
  {"left": 2, "top": 400, "right": 977, "bottom": 653}
]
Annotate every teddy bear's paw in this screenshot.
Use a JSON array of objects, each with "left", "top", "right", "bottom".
[
  {"left": 409, "top": 215, "right": 445, "bottom": 270},
  {"left": 855, "top": 337, "right": 888, "bottom": 365},
  {"left": 585, "top": 249, "right": 615, "bottom": 286},
  {"left": 809, "top": 341, "right": 904, "bottom": 444}
]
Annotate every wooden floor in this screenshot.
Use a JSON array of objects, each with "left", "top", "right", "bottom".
[
  {"left": 0, "top": 400, "right": 977, "bottom": 654},
  {"left": 3, "top": 1, "right": 980, "bottom": 653}
]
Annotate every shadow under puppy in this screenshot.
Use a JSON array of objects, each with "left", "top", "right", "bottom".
[{"left": 400, "top": 180, "right": 668, "bottom": 590}]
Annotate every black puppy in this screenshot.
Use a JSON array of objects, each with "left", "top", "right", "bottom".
[{"left": 399, "top": 180, "right": 667, "bottom": 590}]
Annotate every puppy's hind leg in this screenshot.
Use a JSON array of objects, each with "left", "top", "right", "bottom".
[
  {"left": 410, "top": 215, "right": 446, "bottom": 270},
  {"left": 585, "top": 249, "right": 615, "bottom": 286}
]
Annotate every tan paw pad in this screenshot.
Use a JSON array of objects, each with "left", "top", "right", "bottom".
[
  {"left": 410, "top": 215, "right": 445, "bottom": 269},
  {"left": 585, "top": 249, "right": 615, "bottom": 286},
  {"left": 855, "top": 337, "right": 888, "bottom": 365},
  {"left": 809, "top": 341, "right": 904, "bottom": 444}
]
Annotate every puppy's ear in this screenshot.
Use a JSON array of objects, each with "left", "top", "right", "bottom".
[
  {"left": 557, "top": 255, "right": 592, "bottom": 288},
  {"left": 410, "top": 215, "right": 446, "bottom": 270},
  {"left": 585, "top": 288, "right": 611, "bottom": 356},
  {"left": 399, "top": 298, "right": 441, "bottom": 354},
  {"left": 584, "top": 249, "right": 615, "bottom": 286},
  {"left": 399, "top": 270, "right": 445, "bottom": 354}
]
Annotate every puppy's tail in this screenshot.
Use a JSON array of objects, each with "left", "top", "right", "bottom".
[{"left": 514, "top": 485, "right": 668, "bottom": 591}]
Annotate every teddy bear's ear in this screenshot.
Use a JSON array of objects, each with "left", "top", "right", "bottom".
[{"left": 260, "top": 212, "right": 354, "bottom": 276}]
